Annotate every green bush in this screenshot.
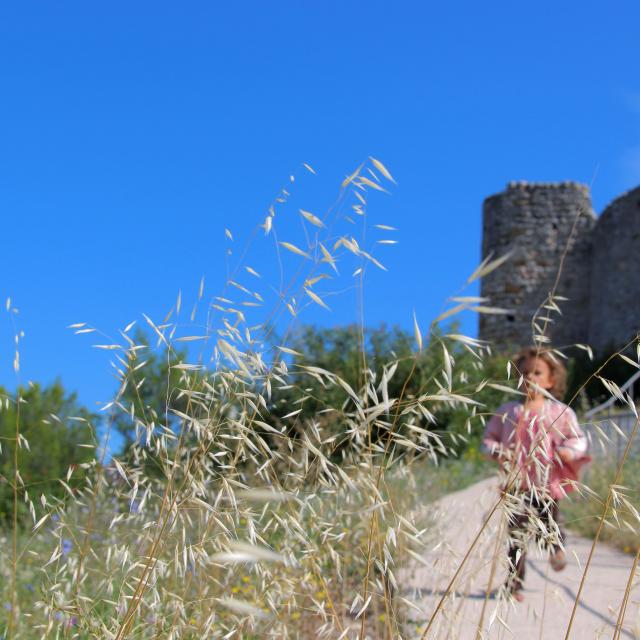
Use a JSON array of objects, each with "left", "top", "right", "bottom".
[{"left": 0, "top": 381, "right": 95, "bottom": 525}]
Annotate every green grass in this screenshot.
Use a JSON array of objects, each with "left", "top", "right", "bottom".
[{"left": 563, "top": 457, "right": 640, "bottom": 554}]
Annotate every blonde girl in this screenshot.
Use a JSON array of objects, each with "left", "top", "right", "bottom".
[{"left": 482, "top": 347, "right": 591, "bottom": 601}]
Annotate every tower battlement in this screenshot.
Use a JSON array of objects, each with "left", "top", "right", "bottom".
[{"left": 479, "top": 182, "right": 640, "bottom": 353}]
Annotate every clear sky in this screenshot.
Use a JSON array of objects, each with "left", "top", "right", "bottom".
[{"left": 2, "top": 1, "right": 639, "bottom": 412}]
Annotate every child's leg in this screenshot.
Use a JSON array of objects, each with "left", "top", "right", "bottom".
[
  {"left": 532, "top": 498, "right": 567, "bottom": 570},
  {"left": 507, "top": 536, "right": 527, "bottom": 592},
  {"left": 551, "top": 501, "right": 564, "bottom": 549},
  {"left": 506, "top": 508, "right": 529, "bottom": 593},
  {"left": 548, "top": 501, "right": 567, "bottom": 570},
  {"left": 536, "top": 499, "right": 564, "bottom": 552}
]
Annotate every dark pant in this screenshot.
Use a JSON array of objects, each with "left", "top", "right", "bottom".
[{"left": 506, "top": 495, "right": 563, "bottom": 592}]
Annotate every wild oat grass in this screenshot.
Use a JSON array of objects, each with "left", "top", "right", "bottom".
[{"left": 1, "top": 159, "right": 639, "bottom": 639}]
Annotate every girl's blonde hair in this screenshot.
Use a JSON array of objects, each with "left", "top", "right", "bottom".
[{"left": 512, "top": 346, "right": 567, "bottom": 400}]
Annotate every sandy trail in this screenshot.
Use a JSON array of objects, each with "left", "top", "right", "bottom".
[{"left": 403, "top": 477, "right": 639, "bottom": 639}]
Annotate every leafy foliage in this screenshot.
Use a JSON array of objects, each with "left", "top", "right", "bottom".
[
  {"left": 268, "top": 323, "right": 513, "bottom": 458},
  {"left": 566, "top": 345, "right": 640, "bottom": 406},
  {"left": 0, "top": 381, "right": 95, "bottom": 524}
]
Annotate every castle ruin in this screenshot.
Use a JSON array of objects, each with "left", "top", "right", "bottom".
[{"left": 479, "top": 182, "right": 640, "bottom": 354}]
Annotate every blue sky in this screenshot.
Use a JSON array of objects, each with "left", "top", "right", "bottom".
[{"left": 2, "top": 1, "right": 639, "bottom": 412}]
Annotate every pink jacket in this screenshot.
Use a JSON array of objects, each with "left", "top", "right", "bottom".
[{"left": 482, "top": 400, "right": 591, "bottom": 500}]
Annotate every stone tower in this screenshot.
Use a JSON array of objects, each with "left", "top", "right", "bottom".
[
  {"left": 480, "top": 182, "right": 597, "bottom": 350},
  {"left": 588, "top": 186, "right": 640, "bottom": 353}
]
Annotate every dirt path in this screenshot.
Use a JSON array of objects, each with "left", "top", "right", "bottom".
[{"left": 403, "top": 478, "right": 639, "bottom": 639}]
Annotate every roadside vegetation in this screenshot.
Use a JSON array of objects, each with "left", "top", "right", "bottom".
[{"left": 564, "top": 457, "right": 640, "bottom": 554}]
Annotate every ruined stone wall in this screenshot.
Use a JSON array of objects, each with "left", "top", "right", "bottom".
[
  {"left": 479, "top": 182, "right": 597, "bottom": 350},
  {"left": 588, "top": 186, "right": 640, "bottom": 353}
]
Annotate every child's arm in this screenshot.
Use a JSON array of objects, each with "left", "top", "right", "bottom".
[
  {"left": 481, "top": 404, "right": 511, "bottom": 462},
  {"left": 555, "top": 406, "right": 589, "bottom": 462}
]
